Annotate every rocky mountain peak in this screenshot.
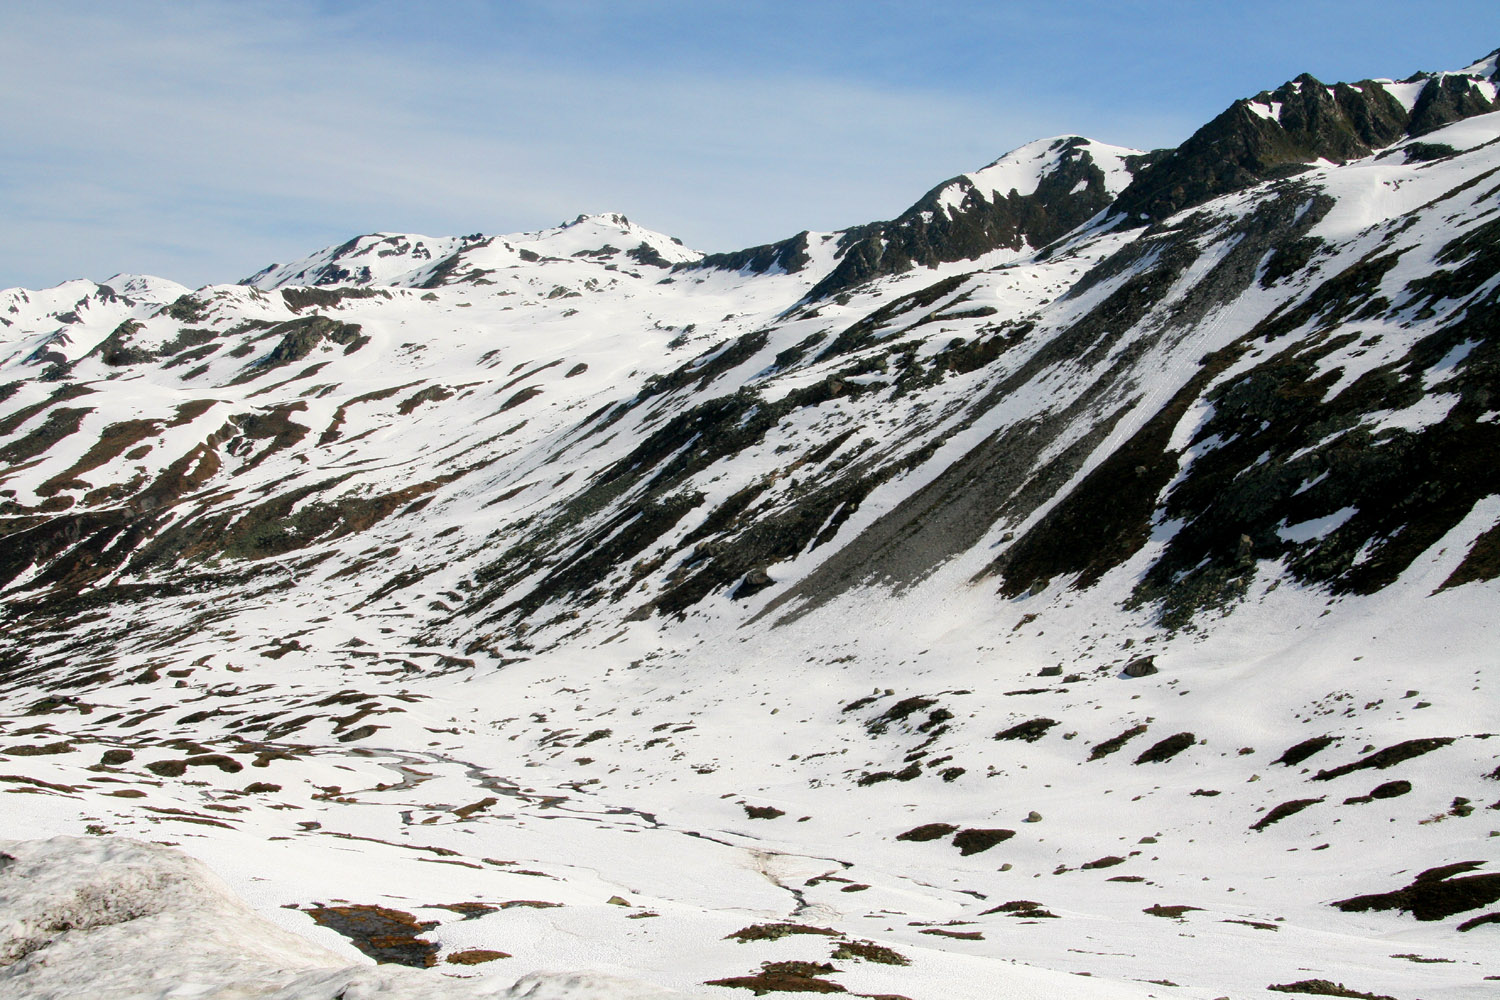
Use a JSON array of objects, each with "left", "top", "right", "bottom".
[
  {"left": 794, "top": 134, "right": 1143, "bottom": 301},
  {"left": 1110, "top": 48, "right": 1500, "bottom": 224}
]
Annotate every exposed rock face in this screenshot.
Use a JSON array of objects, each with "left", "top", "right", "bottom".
[
  {"left": 688, "top": 231, "right": 813, "bottom": 275},
  {"left": 803, "top": 137, "right": 1143, "bottom": 301},
  {"left": 1112, "top": 60, "right": 1500, "bottom": 223}
]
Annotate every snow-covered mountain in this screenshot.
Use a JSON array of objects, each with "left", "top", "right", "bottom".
[
  {"left": 240, "top": 213, "right": 705, "bottom": 291},
  {"left": 3, "top": 50, "right": 1500, "bottom": 1000}
]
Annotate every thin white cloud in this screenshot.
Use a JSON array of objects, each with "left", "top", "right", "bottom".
[{"left": 0, "top": 2, "right": 1191, "bottom": 289}]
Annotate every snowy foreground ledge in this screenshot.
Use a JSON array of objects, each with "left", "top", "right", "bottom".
[{"left": 0, "top": 836, "right": 681, "bottom": 1000}]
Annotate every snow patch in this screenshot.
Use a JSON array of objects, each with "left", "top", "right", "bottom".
[{"left": 1278, "top": 506, "right": 1357, "bottom": 543}]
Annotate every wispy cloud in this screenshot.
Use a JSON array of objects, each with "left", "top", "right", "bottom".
[{"left": 1, "top": 2, "right": 1197, "bottom": 289}]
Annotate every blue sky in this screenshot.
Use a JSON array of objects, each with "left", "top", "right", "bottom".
[{"left": 3, "top": 0, "right": 1497, "bottom": 289}]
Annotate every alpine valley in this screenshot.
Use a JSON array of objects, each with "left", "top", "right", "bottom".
[{"left": 3, "top": 49, "right": 1500, "bottom": 1000}]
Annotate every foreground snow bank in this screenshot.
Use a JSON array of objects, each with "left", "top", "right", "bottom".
[{"left": 0, "top": 836, "right": 680, "bottom": 999}]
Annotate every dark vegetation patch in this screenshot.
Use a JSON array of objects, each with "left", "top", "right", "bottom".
[
  {"left": 165, "top": 293, "right": 211, "bottom": 323},
  {"left": 858, "top": 764, "right": 920, "bottom": 786},
  {"left": 865, "top": 697, "right": 936, "bottom": 736},
  {"left": 500, "top": 386, "right": 543, "bottom": 411},
  {"left": 0, "top": 774, "right": 77, "bottom": 792},
  {"left": 155, "top": 327, "right": 218, "bottom": 359},
  {"left": 1250, "top": 797, "right": 1324, "bottom": 831},
  {"left": 1260, "top": 237, "right": 1326, "bottom": 288},
  {"left": 453, "top": 797, "right": 497, "bottom": 819},
  {"left": 706, "top": 961, "right": 846, "bottom": 995},
  {"left": 303, "top": 904, "right": 439, "bottom": 967},
  {"left": 143, "top": 753, "right": 244, "bottom": 777},
  {"left": 919, "top": 928, "right": 983, "bottom": 940},
  {"left": 1443, "top": 519, "right": 1500, "bottom": 592},
  {"left": 625, "top": 242, "right": 673, "bottom": 268},
  {"left": 896, "top": 823, "right": 957, "bottom": 842},
  {"left": 1312, "top": 738, "right": 1454, "bottom": 781},
  {"left": 280, "top": 286, "right": 387, "bottom": 312},
  {"left": 1268, "top": 980, "right": 1396, "bottom": 1000},
  {"left": 0, "top": 741, "right": 74, "bottom": 756},
  {"left": 0, "top": 407, "right": 91, "bottom": 466},
  {"left": 1276, "top": 736, "right": 1339, "bottom": 767},
  {"left": 36, "top": 417, "right": 165, "bottom": 499},
  {"left": 91, "top": 320, "right": 151, "bottom": 367},
  {"left": 1223, "top": 918, "right": 1279, "bottom": 931},
  {"left": 1333, "top": 862, "right": 1500, "bottom": 921},
  {"left": 397, "top": 385, "right": 453, "bottom": 415},
  {"left": 890, "top": 322, "right": 1035, "bottom": 396},
  {"left": 446, "top": 949, "right": 509, "bottom": 964},
  {"left": 236, "top": 316, "right": 366, "bottom": 381},
  {"left": 635, "top": 330, "right": 771, "bottom": 402},
  {"left": 1134, "top": 732, "right": 1195, "bottom": 764},
  {"left": 167, "top": 469, "right": 460, "bottom": 566},
  {"left": 1143, "top": 904, "right": 1201, "bottom": 919},
  {"left": 980, "top": 900, "right": 1059, "bottom": 919},
  {"left": 952, "top": 828, "right": 1014, "bottom": 855},
  {"left": 1457, "top": 912, "right": 1500, "bottom": 931},
  {"left": 1344, "top": 780, "right": 1412, "bottom": 805},
  {"left": 726, "top": 924, "right": 841, "bottom": 943},
  {"left": 1401, "top": 141, "right": 1459, "bottom": 163},
  {"left": 1081, "top": 856, "right": 1126, "bottom": 870},
  {"left": 744, "top": 804, "right": 785, "bottom": 820},
  {"left": 0, "top": 384, "right": 93, "bottom": 438},
  {"left": 1089, "top": 725, "right": 1148, "bottom": 761},
  {"left": 994, "top": 718, "right": 1057, "bottom": 742},
  {"left": 829, "top": 940, "right": 909, "bottom": 965}
]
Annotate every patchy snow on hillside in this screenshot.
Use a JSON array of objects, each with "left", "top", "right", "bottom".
[
  {"left": 3, "top": 47, "right": 1500, "bottom": 1000},
  {"left": 935, "top": 136, "right": 1142, "bottom": 213}
]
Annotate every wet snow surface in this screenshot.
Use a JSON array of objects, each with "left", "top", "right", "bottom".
[{"left": 3, "top": 62, "right": 1500, "bottom": 1000}]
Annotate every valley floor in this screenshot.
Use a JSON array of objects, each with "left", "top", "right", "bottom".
[{"left": 3, "top": 555, "right": 1496, "bottom": 999}]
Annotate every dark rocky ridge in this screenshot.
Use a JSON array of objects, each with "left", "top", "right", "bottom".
[
  {"left": 686, "top": 232, "right": 813, "bottom": 276},
  {"left": 1112, "top": 59, "right": 1500, "bottom": 224},
  {"left": 802, "top": 137, "right": 1134, "bottom": 302},
  {"left": 686, "top": 53, "right": 1500, "bottom": 307}
]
